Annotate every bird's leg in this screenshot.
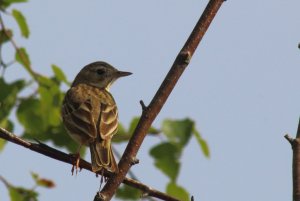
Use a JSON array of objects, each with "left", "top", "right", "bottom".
[
  {"left": 98, "top": 168, "right": 105, "bottom": 191},
  {"left": 71, "top": 145, "right": 82, "bottom": 175}
]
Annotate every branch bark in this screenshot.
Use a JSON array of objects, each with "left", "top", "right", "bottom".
[
  {"left": 285, "top": 118, "right": 300, "bottom": 201},
  {"left": 0, "top": 127, "right": 179, "bottom": 201},
  {"left": 98, "top": 0, "right": 225, "bottom": 200}
]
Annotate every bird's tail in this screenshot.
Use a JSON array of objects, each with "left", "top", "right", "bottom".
[{"left": 90, "top": 139, "right": 118, "bottom": 173}]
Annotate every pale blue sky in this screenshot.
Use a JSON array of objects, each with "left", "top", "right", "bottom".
[{"left": 1, "top": 1, "right": 300, "bottom": 201}]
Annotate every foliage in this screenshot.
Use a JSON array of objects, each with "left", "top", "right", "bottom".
[
  {"left": 0, "top": 1, "right": 209, "bottom": 201},
  {"left": 12, "top": 9, "right": 29, "bottom": 38},
  {"left": 0, "top": 172, "right": 55, "bottom": 201},
  {"left": 116, "top": 184, "right": 141, "bottom": 200}
]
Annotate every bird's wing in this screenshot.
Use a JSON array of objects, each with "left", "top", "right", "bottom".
[
  {"left": 91, "top": 95, "right": 118, "bottom": 171},
  {"left": 98, "top": 95, "right": 118, "bottom": 140},
  {"left": 61, "top": 87, "right": 97, "bottom": 141}
]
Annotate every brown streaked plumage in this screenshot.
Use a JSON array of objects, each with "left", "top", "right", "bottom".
[{"left": 61, "top": 61, "right": 131, "bottom": 173}]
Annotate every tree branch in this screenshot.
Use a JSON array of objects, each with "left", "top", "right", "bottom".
[
  {"left": 98, "top": 0, "right": 225, "bottom": 200},
  {"left": 285, "top": 118, "right": 300, "bottom": 201},
  {"left": 0, "top": 127, "right": 179, "bottom": 201}
]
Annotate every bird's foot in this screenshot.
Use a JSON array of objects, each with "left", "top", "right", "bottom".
[{"left": 70, "top": 153, "right": 81, "bottom": 175}]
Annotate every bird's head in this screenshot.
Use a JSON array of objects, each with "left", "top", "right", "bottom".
[{"left": 72, "top": 61, "right": 132, "bottom": 90}]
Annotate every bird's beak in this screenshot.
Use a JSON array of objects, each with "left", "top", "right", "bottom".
[{"left": 116, "top": 71, "right": 132, "bottom": 78}]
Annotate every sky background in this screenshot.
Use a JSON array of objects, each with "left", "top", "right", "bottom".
[{"left": 1, "top": 0, "right": 300, "bottom": 201}]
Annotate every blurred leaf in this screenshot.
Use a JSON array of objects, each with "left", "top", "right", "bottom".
[
  {"left": 47, "top": 123, "right": 83, "bottom": 154},
  {"left": 162, "top": 118, "right": 194, "bottom": 148},
  {"left": 116, "top": 184, "right": 141, "bottom": 200},
  {"left": 52, "top": 64, "right": 69, "bottom": 85},
  {"left": 0, "top": 119, "right": 14, "bottom": 152},
  {"left": 117, "top": 123, "right": 126, "bottom": 136},
  {"left": 1, "top": 0, "right": 27, "bottom": 8},
  {"left": 148, "top": 126, "right": 160, "bottom": 135},
  {"left": 17, "top": 98, "right": 47, "bottom": 136},
  {"left": 15, "top": 73, "right": 75, "bottom": 152},
  {"left": 193, "top": 127, "right": 210, "bottom": 158},
  {"left": 113, "top": 123, "right": 132, "bottom": 143},
  {"left": 0, "top": 29, "right": 13, "bottom": 44},
  {"left": 31, "top": 172, "right": 55, "bottom": 189},
  {"left": 0, "top": 118, "right": 14, "bottom": 131},
  {"left": 38, "top": 85, "right": 62, "bottom": 127},
  {"left": 12, "top": 9, "right": 29, "bottom": 38},
  {"left": 166, "top": 182, "right": 189, "bottom": 201},
  {"left": 114, "top": 117, "right": 159, "bottom": 143},
  {"left": 150, "top": 142, "right": 181, "bottom": 181},
  {"left": 128, "top": 117, "right": 139, "bottom": 134},
  {"left": 129, "top": 116, "right": 160, "bottom": 135},
  {"left": 9, "top": 186, "right": 38, "bottom": 201},
  {"left": 36, "top": 74, "right": 55, "bottom": 87},
  {"left": 36, "top": 178, "right": 55, "bottom": 188},
  {"left": 0, "top": 78, "right": 25, "bottom": 121},
  {"left": 5, "top": 0, "right": 27, "bottom": 2},
  {"left": 15, "top": 47, "right": 31, "bottom": 73},
  {"left": 0, "top": 138, "right": 6, "bottom": 152},
  {"left": 31, "top": 172, "right": 39, "bottom": 181},
  {"left": 9, "top": 187, "right": 23, "bottom": 201}
]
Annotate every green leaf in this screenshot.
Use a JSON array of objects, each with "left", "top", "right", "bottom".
[
  {"left": 0, "top": 117, "right": 14, "bottom": 131},
  {"left": 0, "top": 119, "right": 14, "bottom": 152},
  {"left": 162, "top": 118, "right": 194, "bottom": 148},
  {"left": 12, "top": 9, "right": 29, "bottom": 38},
  {"left": 150, "top": 142, "right": 181, "bottom": 181},
  {"left": 148, "top": 126, "right": 160, "bottom": 135},
  {"left": 17, "top": 94, "right": 78, "bottom": 153},
  {"left": 193, "top": 127, "right": 210, "bottom": 158},
  {"left": 9, "top": 187, "right": 23, "bottom": 201},
  {"left": 113, "top": 123, "right": 132, "bottom": 143},
  {"left": 166, "top": 182, "right": 189, "bottom": 201},
  {"left": 31, "top": 172, "right": 39, "bottom": 181},
  {"left": 38, "top": 85, "right": 62, "bottom": 127},
  {"left": 9, "top": 186, "right": 38, "bottom": 201},
  {"left": 0, "top": 29, "right": 13, "bottom": 44},
  {"left": 36, "top": 74, "right": 55, "bottom": 87},
  {"left": 113, "top": 117, "right": 159, "bottom": 143},
  {"left": 17, "top": 98, "right": 47, "bottom": 135},
  {"left": 116, "top": 184, "right": 141, "bottom": 200},
  {"left": 128, "top": 117, "right": 139, "bottom": 134},
  {"left": 1, "top": 0, "right": 27, "bottom": 8},
  {"left": 128, "top": 116, "right": 160, "bottom": 135},
  {"left": 52, "top": 64, "right": 70, "bottom": 85},
  {"left": 3, "top": 0, "right": 27, "bottom": 3},
  {"left": 46, "top": 123, "right": 83, "bottom": 154},
  {"left": 0, "top": 78, "right": 25, "bottom": 121},
  {"left": 0, "top": 138, "right": 6, "bottom": 152},
  {"left": 15, "top": 47, "right": 31, "bottom": 73}
]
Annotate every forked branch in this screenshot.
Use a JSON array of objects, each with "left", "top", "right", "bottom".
[
  {"left": 0, "top": 127, "right": 179, "bottom": 201},
  {"left": 98, "top": 0, "right": 225, "bottom": 200}
]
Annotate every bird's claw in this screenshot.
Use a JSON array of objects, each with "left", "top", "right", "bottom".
[{"left": 70, "top": 153, "right": 81, "bottom": 175}]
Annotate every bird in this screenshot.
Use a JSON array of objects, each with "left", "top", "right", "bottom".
[{"left": 61, "top": 61, "right": 131, "bottom": 174}]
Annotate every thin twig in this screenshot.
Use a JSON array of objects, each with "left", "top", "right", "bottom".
[
  {"left": 285, "top": 134, "right": 294, "bottom": 146},
  {"left": 139, "top": 100, "right": 147, "bottom": 111},
  {"left": 99, "top": 0, "right": 225, "bottom": 200},
  {"left": 0, "top": 13, "right": 37, "bottom": 79},
  {"left": 0, "top": 127, "right": 179, "bottom": 201},
  {"left": 0, "top": 175, "right": 11, "bottom": 188}
]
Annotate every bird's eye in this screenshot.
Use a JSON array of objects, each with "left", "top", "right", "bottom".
[{"left": 96, "top": 69, "right": 105, "bottom": 75}]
